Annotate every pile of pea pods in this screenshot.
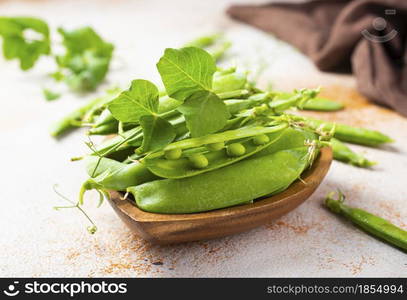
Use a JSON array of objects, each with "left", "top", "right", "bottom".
[
  {"left": 52, "top": 46, "right": 393, "bottom": 235},
  {"left": 80, "top": 83, "right": 391, "bottom": 213}
]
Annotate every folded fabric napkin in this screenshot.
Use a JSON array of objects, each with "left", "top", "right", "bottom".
[{"left": 228, "top": 0, "right": 407, "bottom": 116}]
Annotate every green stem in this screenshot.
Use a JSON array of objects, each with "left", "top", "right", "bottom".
[{"left": 325, "top": 191, "right": 407, "bottom": 252}]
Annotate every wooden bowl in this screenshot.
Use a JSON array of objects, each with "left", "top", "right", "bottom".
[{"left": 107, "top": 147, "right": 333, "bottom": 245}]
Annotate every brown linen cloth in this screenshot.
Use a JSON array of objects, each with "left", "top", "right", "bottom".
[{"left": 227, "top": 0, "right": 407, "bottom": 116}]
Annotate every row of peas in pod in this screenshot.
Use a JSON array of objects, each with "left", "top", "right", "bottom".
[{"left": 62, "top": 45, "right": 392, "bottom": 232}]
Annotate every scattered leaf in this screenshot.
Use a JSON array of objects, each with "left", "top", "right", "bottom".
[
  {"left": 138, "top": 115, "right": 176, "bottom": 153},
  {"left": 0, "top": 17, "right": 50, "bottom": 70}
]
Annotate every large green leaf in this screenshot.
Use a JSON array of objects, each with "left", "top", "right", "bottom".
[
  {"left": 138, "top": 115, "right": 176, "bottom": 153},
  {"left": 108, "top": 79, "right": 159, "bottom": 123},
  {"left": 177, "top": 90, "right": 230, "bottom": 137},
  {"left": 156, "top": 47, "right": 216, "bottom": 101}
]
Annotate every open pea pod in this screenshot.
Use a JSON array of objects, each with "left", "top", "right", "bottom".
[
  {"left": 254, "top": 127, "right": 317, "bottom": 158},
  {"left": 142, "top": 124, "right": 288, "bottom": 179},
  {"left": 130, "top": 147, "right": 310, "bottom": 214}
]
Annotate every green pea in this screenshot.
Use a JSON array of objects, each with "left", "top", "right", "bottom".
[
  {"left": 165, "top": 148, "right": 182, "bottom": 160},
  {"left": 88, "top": 122, "right": 118, "bottom": 136},
  {"left": 226, "top": 143, "right": 246, "bottom": 157},
  {"left": 189, "top": 154, "right": 208, "bottom": 169},
  {"left": 206, "top": 142, "right": 224, "bottom": 151},
  {"left": 252, "top": 134, "right": 270, "bottom": 145}
]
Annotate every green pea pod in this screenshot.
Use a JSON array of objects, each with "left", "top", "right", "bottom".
[
  {"left": 50, "top": 96, "right": 107, "bottom": 137},
  {"left": 92, "top": 95, "right": 181, "bottom": 131},
  {"left": 184, "top": 34, "right": 220, "bottom": 48},
  {"left": 94, "top": 114, "right": 189, "bottom": 156},
  {"left": 210, "top": 41, "right": 232, "bottom": 62},
  {"left": 224, "top": 93, "right": 271, "bottom": 115},
  {"left": 301, "top": 98, "right": 344, "bottom": 111},
  {"left": 94, "top": 126, "right": 143, "bottom": 156},
  {"left": 212, "top": 71, "right": 247, "bottom": 94},
  {"left": 217, "top": 89, "right": 249, "bottom": 100},
  {"left": 154, "top": 123, "right": 288, "bottom": 155},
  {"left": 268, "top": 89, "right": 319, "bottom": 113},
  {"left": 82, "top": 87, "right": 122, "bottom": 122},
  {"left": 325, "top": 191, "right": 407, "bottom": 252},
  {"left": 129, "top": 147, "right": 309, "bottom": 214},
  {"left": 80, "top": 160, "right": 158, "bottom": 205},
  {"left": 50, "top": 88, "right": 121, "bottom": 137},
  {"left": 292, "top": 115, "right": 393, "bottom": 146},
  {"left": 143, "top": 129, "right": 286, "bottom": 179},
  {"left": 93, "top": 109, "right": 116, "bottom": 128},
  {"left": 88, "top": 122, "right": 118, "bottom": 135},
  {"left": 331, "top": 138, "right": 376, "bottom": 168}
]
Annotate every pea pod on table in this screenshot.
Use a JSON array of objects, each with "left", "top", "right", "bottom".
[
  {"left": 301, "top": 97, "right": 344, "bottom": 111},
  {"left": 325, "top": 191, "right": 407, "bottom": 252},
  {"left": 331, "top": 138, "right": 376, "bottom": 168}
]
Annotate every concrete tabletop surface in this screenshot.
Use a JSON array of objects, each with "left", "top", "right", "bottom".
[{"left": 0, "top": 0, "right": 406, "bottom": 277}]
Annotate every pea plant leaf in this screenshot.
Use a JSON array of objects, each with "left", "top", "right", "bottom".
[
  {"left": 0, "top": 17, "right": 50, "bottom": 70},
  {"left": 138, "top": 115, "right": 176, "bottom": 153},
  {"left": 156, "top": 47, "right": 216, "bottom": 102},
  {"left": 56, "top": 26, "right": 114, "bottom": 91},
  {"left": 177, "top": 90, "right": 230, "bottom": 137},
  {"left": 108, "top": 79, "right": 159, "bottom": 123},
  {"left": 43, "top": 88, "right": 61, "bottom": 101}
]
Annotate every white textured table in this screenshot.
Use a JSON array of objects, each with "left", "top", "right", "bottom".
[{"left": 0, "top": 0, "right": 406, "bottom": 277}]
